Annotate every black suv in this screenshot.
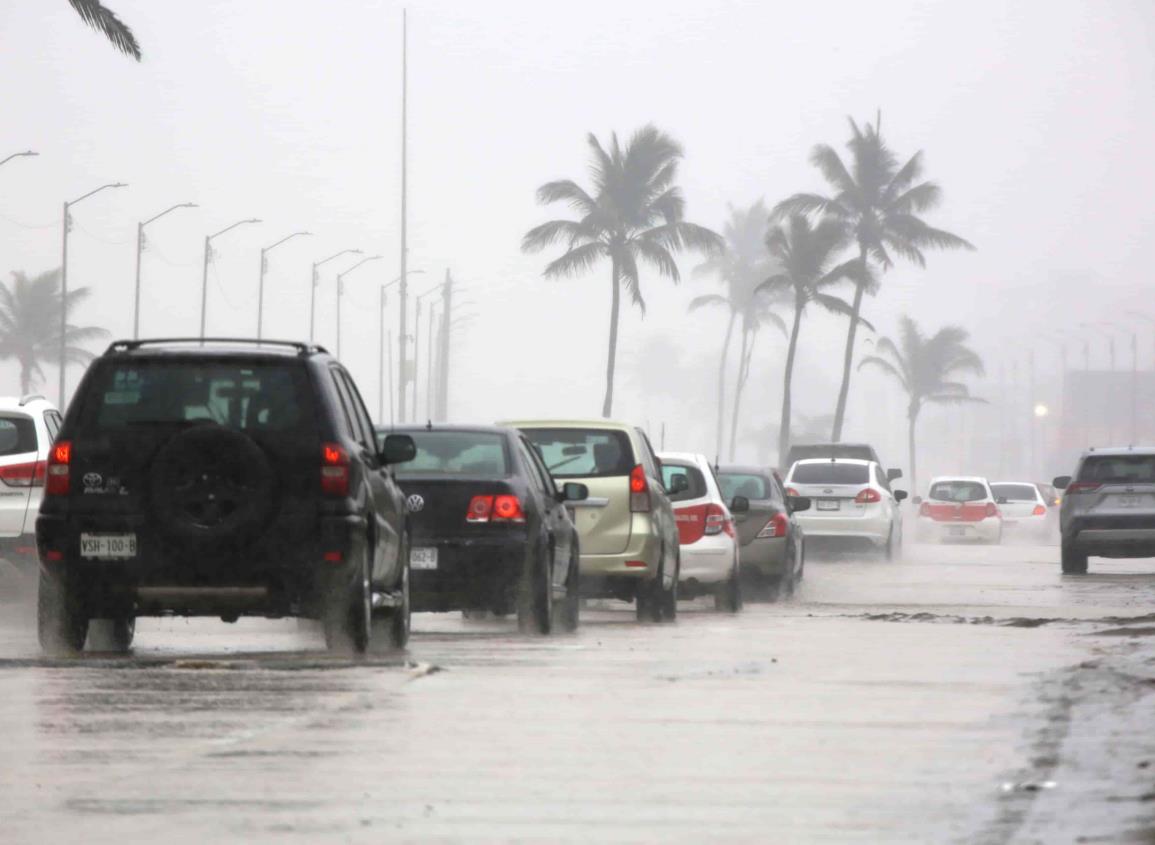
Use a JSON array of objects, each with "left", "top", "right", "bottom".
[{"left": 35, "top": 339, "right": 416, "bottom": 656}]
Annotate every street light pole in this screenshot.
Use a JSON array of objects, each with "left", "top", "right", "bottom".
[
  {"left": 0, "top": 150, "right": 38, "bottom": 169},
  {"left": 334, "top": 255, "right": 382, "bottom": 358},
  {"left": 134, "top": 202, "right": 197, "bottom": 339},
  {"left": 310, "top": 249, "right": 361, "bottom": 342},
  {"left": 377, "top": 269, "right": 424, "bottom": 422},
  {"left": 257, "top": 231, "right": 311, "bottom": 339},
  {"left": 60, "top": 182, "right": 127, "bottom": 406},
  {"left": 412, "top": 283, "right": 444, "bottom": 420},
  {"left": 200, "top": 218, "right": 261, "bottom": 339}
]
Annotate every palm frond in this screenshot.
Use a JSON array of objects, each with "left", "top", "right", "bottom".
[
  {"left": 617, "top": 251, "right": 645, "bottom": 315},
  {"left": 542, "top": 242, "right": 606, "bottom": 278},
  {"left": 858, "top": 354, "right": 909, "bottom": 390},
  {"left": 812, "top": 293, "right": 873, "bottom": 330},
  {"left": 771, "top": 193, "right": 848, "bottom": 222},
  {"left": 809, "top": 144, "right": 858, "bottom": 199},
  {"left": 535, "top": 180, "right": 598, "bottom": 214},
  {"left": 68, "top": 0, "right": 141, "bottom": 60},
  {"left": 633, "top": 240, "right": 680, "bottom": 283},
  {"left": 688, "top": 293, "right": 730, "bottom": 312},
  {"left": 521, "top": 219, "right": 598, "bottom": 253}
]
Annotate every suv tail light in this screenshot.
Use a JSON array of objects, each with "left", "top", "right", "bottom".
[
  {"left": 46, "top": 441, "right": 71, "bottom": 496},
  {"left": 1032, "top": 504, "right": 1046, "bottom": 516},
  {"left": 855, "top": 488, "right": 882, "bottom": 504},
  {"left": 703, "top": 503, "right": 732, "bottom": 537},
  {"left": 629, "top": 464, "right": 650, "bottom": 513},
  {"left": 985, "top": 502, "right": 1000, "bottom": 519},
  {"left": 466, "top": 494, "right": 525, "bottom": 524},
  {"left": 0, "top": 460, "right": 46, "bottom": 488},
  {"left": 1066, "top": 481, "right": 1102, "bottom": 494},
  {"left": 320, "top": 443, "right": 350, "bottom": 496},
  {"left": 757, "top": 512, "right": 789, "bottom": 539}
]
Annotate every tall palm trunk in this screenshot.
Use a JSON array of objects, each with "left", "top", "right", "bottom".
[
  {"left": 907, "top": 403, "right": 920, "bottom": 495},
  {"left": 19, "top": 358, "right": 33, "bottom": 395},
  {"left": 778, "top": 297, "right": 805, "bottom": 465},
  {"left": 830, "top": 245, "right": 868, "bottom": 441},
  {"left": 602, "top": 259, "right": 622, "bottom": 418},
  {"left": 714, "top": 311, "right": 737, "bottom": 461},
  {"left": 729, "top": 328, "right": 755, "bottom": 461}
]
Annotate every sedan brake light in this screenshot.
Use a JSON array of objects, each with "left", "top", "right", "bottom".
[
  {"left": 785, "top": 486, "right": 800, "bottom": 498},
  {"left": 492, "top": 494, "right": 526, "bottom": 523},
  {"left": 46, "top": 441, "right": 71, "bottom": 496},
  {"left": 466, "top": 495, "right": 494, "bottom": 523},
  {"left": 0, "top": 460, "right": 46, "bottom": 488},
  {"left": 985, "top": 502, "right": 1000, "bottom": 519},
  {"left": 854, "top": 488, "right": 882, "bottom": 504},
  {"left": 1032, "top": 504, "right": 1046, "bottom": 516},
  {"left": 756, "top": 512, "right": 788, "bottom": 539}
]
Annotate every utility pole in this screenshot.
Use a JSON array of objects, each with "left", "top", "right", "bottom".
[
  {"left": 436, "top": 270, "right": 453, "bottom": 420},
  {"left": 310, "top": 248, "right": 361, "bottom": 342},
  {"left": 201, "top": 218, "right": 260, "bottom": 339},
  {"left": 335, "top": 255, "right": 382, "bottom": 358},
  {"left": 425, "top": 302, "right": 436, "bottom": 419},
  {"left": 258, "top": 231, "right": 310, "bottom": 339},
  {"left": 134, "top": 203, "right": 197, "bottom": 339},
  {"left": 397, "top": 8, "right": 410, "bottom": 422}
]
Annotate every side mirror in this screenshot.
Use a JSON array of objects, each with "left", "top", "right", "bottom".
[
  {"left": 729, "top": 495, "right": 750, "bottom": 514},
  {"left": 911, "top": 496, "right": 923, "bottom": 505},
  {"left": 560, "top": 481, "right": 588, "bottom": 502},
  {"left": 1053, "top": 475, "right": 1071, "bottom": 490},
  {"left": 787, "top": 495, "right": 811, "bottom": 513},
  {"left": 887, "top": 468, "right": 903, "bottom": 481},
  {"left": 381, "top": 433, "right": 417, "bottom": 465},
  {"left": 996, "top": 496, "right": 1008, "bottom": 505},
  {"left": 894, "top": 490, "right": 908, "bottom": 503},
  {"left": 666, "top": 473, "right": 689, "bottom": 495}
]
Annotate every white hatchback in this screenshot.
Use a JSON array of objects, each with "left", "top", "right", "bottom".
[
  {"left": 658, "top": 452, "right": 742, "bottom": 611},
  {"left": 784, "top": 458, "right": 906, "bottom": 558},
  {"left": 914, "top": 476, "right": 1003, "bottom": 544},
  {"left": 991, "top": 481, "right": 1053, "bottom": 543},
  {"left": 0, "top": 396, "right": 63, "bottom": 574}
]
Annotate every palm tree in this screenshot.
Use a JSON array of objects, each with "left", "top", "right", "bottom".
[
  {"left": 756, "top": 214, "right": 865, "bottom": 464},
  {"left": 858, "top": 315, "right": 984, "bottom": 492},
  {"left": 523, "top": 125, "right": 721, "bottom": 417},
  {"left": 68, "top": 0, "right": 140, "bottom": 60},
  {"left": 691, "top": 201, "right": 775, "bottom": 459},
  {"left": 0, "top": 269, "right": 109, "bottom": 394},
  {"left": 773, "top": 114, "right": 973, "bottom": 441}
]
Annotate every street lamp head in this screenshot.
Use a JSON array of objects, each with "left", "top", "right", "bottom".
[
  {"left": 1034, "top": 403, "right": 1049, "bottom": 418},
  {"left": 21, "top": 150, "right": 38, "bottom": 158}
]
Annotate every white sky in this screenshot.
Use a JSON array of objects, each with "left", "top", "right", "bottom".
[{"left": 1, "top": 0, "right": 1152, "bottom": 468}]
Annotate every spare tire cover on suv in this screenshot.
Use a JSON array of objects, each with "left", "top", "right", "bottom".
[{"left": 149, "top": 424, "right": 276, "bottom": 543}]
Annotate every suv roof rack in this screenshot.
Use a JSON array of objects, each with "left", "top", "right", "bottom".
[
  {"left": 105, "top": 338, "right": 329, "bottom": 356},
  {"left": 18, "top": 394, "right": 45, "bottom": 406}
]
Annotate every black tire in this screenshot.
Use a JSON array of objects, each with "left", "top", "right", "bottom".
[
  {"left": 1061, "top": 543, "right": 1088, "bottom": 574},
  {"left": 714, "top": 562, "right": 742, "bottom": 613},
  {"left": 556, "top": 541, "right": 580, "bottom": 633},
  {"left": 87, "top": 617, "right": 135, "bottom": 653},
  {"left": 37, "top": 570, "right": 88, "bottom": 656},
  {"left": 635, "top": 556, "right": 663, "bottom": 623},
  {"left": 884, "top": 527, "right": 896, "bottom": 561},
  {"left": 373, "top": 555, "right": 411, "bottom": 650},
  {"left": 517, "top": 549, "right": 552, "bottom": 635},
  {"left": 659, "top": 548, "right": 679, "bottom": 622},
  {"left": 323, "top": 549, "right": 371, "bottom": 655}
]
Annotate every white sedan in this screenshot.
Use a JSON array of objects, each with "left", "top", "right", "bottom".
[{"left": 783, "top": 458, "right": 907, "bottom": 559}]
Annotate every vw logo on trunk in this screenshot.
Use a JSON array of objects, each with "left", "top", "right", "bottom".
[{"left": 406, "top": 494, "right": 425, "bottom": 513}]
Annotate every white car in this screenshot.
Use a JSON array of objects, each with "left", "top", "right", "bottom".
[
  {"left": 914, "top": 476, "right": 1003, "bottom": 544},
  {"left": 658, "top": 452, "right": 742, "bottom": 611},
  {"left": 784, "top": 458, "right": 906, "bottom": 559},
  {"left": 991, "top": 481, "right": 1054, "bottom": 543},
  {"left": 0, "top": 395, "right": 63, "bottom": 574}
]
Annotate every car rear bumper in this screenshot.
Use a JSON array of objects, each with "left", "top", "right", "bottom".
[
  {"left": 1068, "top": 517, "right": 1155, "bottom": 555},
  {"left": 407, "top": 532, "right": 528, "bottom": 612},
  {"left": 916, "top": 517, "right": 1001, "bottom": 543},
  {"left": 678, "top": 534, "right": 734, "bottom": 584},
  {"left": 738, "top": 537, "right": 790, "bottom": 578},
  {"left": 797, "top": 512, "right": 891, "bottom": 545}
]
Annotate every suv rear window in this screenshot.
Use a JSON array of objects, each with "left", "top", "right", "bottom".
[
  {"left": 79, "top": 360, "right": 316, "bottom": 433},
  {"left": 929, "top": 480, "right": 988, "bottom": 502},
  {"left": 521, "top": 428, "right": 635, "bottom": 479},
  {"left": 791, "top": 463, "right": 869, "bottom": 485},
  {"left": 394, "top": 431, "right": 509, "bottom": 478},
  {"left": 1078, "top": 454, "right": 1155, "bottom": 484},
  {"left": 991, "top": 483, "right": 1038, "bottom": 502},
  {"left": 0, "top": 414, "right": 37, "bottom": 456},
  {"left": 719, "top": 472, "right": 770, "bottom": 501},
  {"left": 661, "top": 463, "right": 707, "bottom": 503}
]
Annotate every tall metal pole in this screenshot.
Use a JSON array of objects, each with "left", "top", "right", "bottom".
[
  {"left": 134, "top": 203, "right": 197, "bottom": 340},
  {"left": 335, "top": 255, "right": 382, "bottom": 358},
  {"left": 426, "top": 303, "right": 436, "bottom": 419},
  {"left": 413, "top": 295, "right": 421, "bottom": 418},
  {"left": 437, "top": 270, "right": 452, "bottom": 419},
  {"left": 310, "top": 248, "right": 361, "bottom": 343},
  {"left": 379, "top": 286, "right": 386, "bottom": 421},
  {"left": 58, "top": 201, "right": 69, "bottom": 407},
  {"left": 257, "top": 232, "right": 309, "bottom": 339},
  {"left": 201, "top": 218, "right": 260, "bottom": 339},
  {"left": 387, "top": 330, "right": 395, "bottom": 426},
  {"left": 398, "top": 8, "right": 409, "bottom": 422}
]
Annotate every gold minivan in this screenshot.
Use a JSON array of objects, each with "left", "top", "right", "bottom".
[{"left": 502, "top": 420, "right": 681, "bottom": 621}]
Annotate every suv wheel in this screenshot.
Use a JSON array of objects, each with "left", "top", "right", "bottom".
[
  {"left": 636, "top": 553, "right": 664, "bottom": 623},
  {"left": 323, "top": 550, "right": 371, "bottom": 655},
  {"left": 373, "top": 553, "right": 411, "bottom": 650},
  {"left": 1061, "top": 542, "right": 1089, "bottom": 574},
  {"left": 37, "top": 571, "right": 88, "bottom": 656},
  {"left": 517, "top": 548, "right": 553, "bottom": 635},
  {"left": 556, "top": 542, "right": 580, "bottom": 633},
  {"left": 88, "top": 617, "right": 136, "bottom": 653}
]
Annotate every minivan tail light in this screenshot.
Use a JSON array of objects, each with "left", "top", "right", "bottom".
[
  {"left": 320, "top": 443, "right": 350, "bottom": 496},
  {"left": 855, "top": 488, "right": 882, "bottom": 504},
  {"left": 0, "top": 460, "right": 46, "bottom": 488},
  {"left": 1066, "top": 481, "right": 1101, "bottom": 494},
  {"left": 757, "top": 512, "right": 789, "bottom": 539},
  {"left": 46, "top": 441, "right": 71, "bottom": 496},
  {"left": 630, "top": 464, "right": 651, "bottom": 513}
]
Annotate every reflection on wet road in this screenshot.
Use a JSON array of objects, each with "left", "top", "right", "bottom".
[{"left": 1, "top": 543, "right": 1153, "bottom": 842}]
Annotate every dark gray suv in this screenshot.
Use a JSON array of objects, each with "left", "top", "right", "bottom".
[
  {"left": 36, "top": 338, "right": 416, "bottom": 656},
  {"left": 1053, "top": 447, "right": 1155, "bottom": 574}
]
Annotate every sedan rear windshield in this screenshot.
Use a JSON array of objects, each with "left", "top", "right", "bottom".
[
  {"left": 787, "top": 444, "right": 876, "bottom": 464},
  {"left": 928, "top": 480, "right": 988, "bottom": 502},
  {"left": 790, "top": 463, "right": 869, "bottom": 485},
  {"left": 520, "top": 428, "right": 635, "bottom": 479},
  {"left": 0, "top": 414, "right": 37, "bottom": 456},
  {"left": 991, "top": 483, "right": 1039, "bottom": 502},
  {"left": 1078, "top": 455, "right": 1155, "bottom": 484},
  {"left": 719, "top": 472, "right": 771, "bottom": 501},
  {"left": 392, "top": 431, "right": 509, "bottom": 478},
  {"left": 79, "top": 360, "right": 316, "bottom": 433},
  {"left": 661, "top": 463, "right": 707, "bottom": 503}
]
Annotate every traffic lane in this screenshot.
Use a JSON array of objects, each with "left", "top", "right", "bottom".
[{"left": 0, "top": 545, "right": 1151, "bottom": 841}]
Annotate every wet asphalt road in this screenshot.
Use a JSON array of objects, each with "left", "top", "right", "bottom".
[{"left": 1, "top": 543, "right": 1153, "bottom": 843}]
